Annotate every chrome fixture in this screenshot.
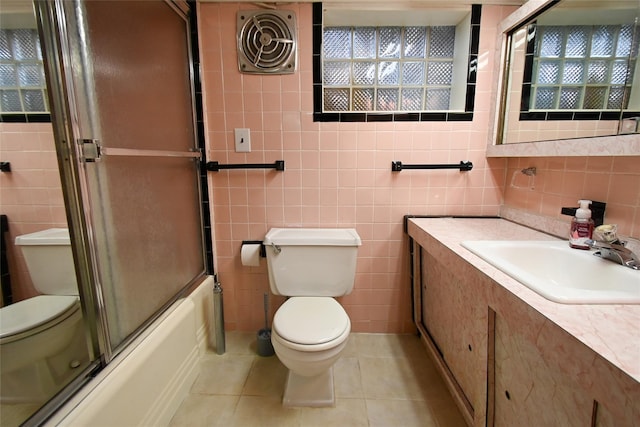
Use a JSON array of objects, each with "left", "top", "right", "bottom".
[
  {"left": 586, "top": 240, "right": 640, "bottom": 270},
  {"left": 212, "top": 277, "right": 225, "bottom": 355}
]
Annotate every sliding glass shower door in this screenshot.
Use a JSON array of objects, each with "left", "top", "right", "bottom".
[{"left": 37, "top": 0, "right": 206, "bottom": 358}]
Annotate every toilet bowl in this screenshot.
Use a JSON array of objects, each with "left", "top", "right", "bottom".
[
  {"left": 0, "top": 228, "right": 88, "bottom": 403},
  {"left": 264, "top": 228, "right": 361, "bottom": 407},
  {"left": 271, "top": 297, "right": 351, "bottom": 407},
  {"left": 0, "top": 296, "right": 85, "bottom": 403}
]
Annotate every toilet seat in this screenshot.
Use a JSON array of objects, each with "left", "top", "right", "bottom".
[
  {"left": 0, "top": 295, "right": 79, "bottom": 342},
  {"left": 273, "top": 297, "right": 349, "bottom": 346}
]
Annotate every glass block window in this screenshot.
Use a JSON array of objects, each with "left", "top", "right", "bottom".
[
  {"left": 322, "top": 26, "right": 456, "bottom": 112},
  {"left": 530, "top": 25, "right": 638, "bottom": 110},
  {"left": 0, "top": 29, "right": 49, "bottom": 114}
]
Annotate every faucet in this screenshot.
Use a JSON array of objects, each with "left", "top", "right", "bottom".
[{"left": 586, "top": 240, "right": 640, "bottom": 270}]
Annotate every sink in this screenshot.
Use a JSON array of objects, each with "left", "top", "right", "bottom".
[{"left": 461, "top": 240, "right": 640, "bottom": 304}]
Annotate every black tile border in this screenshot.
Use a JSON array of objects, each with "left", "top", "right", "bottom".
[
  {"left": 601, "top": 111, "right": 622, "bottom": 120},
  {"left": 188, "top": 0, "right": 215, "bottom": 274},
  {"left": 420, "top": 112, "right": 447, "bottom": 121},
  {"left": 393, "top": 112, "right": 420, "bottom": 121},
  {"left": 447, "top": 112, "right": 474, "bottom": 121},
  {"left": 519, "top": 110, "right": 640, "bottom": 121},
  {"left": 340, "top": 112, "right": 366, "bottom": 122},
  {"left": 546, "top": 111, "right": 574, "bottom": 120},
  {"left": 366, "top": 114, "right": 393, "bottom": 122},
  {"left": 0, "top": 113, "right": 51, "bottom": 123},
  {"left": 573, "top": 111, "right": 601, "bottom": 121},
  {"left": 312, "top": 3, "right": 480, "bottom": 123},
  {"left": 621, "top": 111, "right": 640, "bottom": 119}
]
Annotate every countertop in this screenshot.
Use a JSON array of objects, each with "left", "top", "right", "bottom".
[{"left": 407, "top": 217, "right": 640, "bottom": 383}]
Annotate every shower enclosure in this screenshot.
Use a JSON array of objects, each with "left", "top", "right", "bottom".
[{"left": 29, "top": 0, "right": 208, "bottom": 422}]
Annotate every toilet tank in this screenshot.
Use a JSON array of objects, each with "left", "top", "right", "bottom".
[
  {"left": 263, "top": 228, "right": 361, "bottom": 297},
  {"left": 14, "top": 228, "right": 78, "bottom": 296}
]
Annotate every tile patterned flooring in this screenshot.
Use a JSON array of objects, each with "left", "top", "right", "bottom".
[{"left": 169, "top": 332, "right": 466, "bottom": 427}]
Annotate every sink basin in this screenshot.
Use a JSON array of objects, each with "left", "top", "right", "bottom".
[{"left": 461, "top": 240, "right": 640, "bottom": 304}]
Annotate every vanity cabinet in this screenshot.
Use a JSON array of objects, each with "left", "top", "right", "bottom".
[
  {"left": 492, "top": 290, "right": 639, "bottom": 427},
  {"left": 420, "top": 250, "right": 488, "bottom": 422},
  {"left": 493, "top": 303, "right": 593, "bottom": 426},
  {"left": 409, "top": 219, "right": 640, "bottom": 427}
]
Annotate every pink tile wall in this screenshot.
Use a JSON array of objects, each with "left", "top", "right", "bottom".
[
  {"left": 504, "top": 156, "right": 640, "bottom": 239},
  {"left": 0, "top": 123, "right": 67, "bottom": 302},
  {"left": 198, "top": 3, "right": 511, "bottom": 332}
]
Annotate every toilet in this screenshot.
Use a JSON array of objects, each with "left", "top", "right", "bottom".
[
  {"left": 0, "top": 228, "right": 87, "bottom": 404},
  {"left": 263, "top": 228, "right": 361, "bottom": 407}
]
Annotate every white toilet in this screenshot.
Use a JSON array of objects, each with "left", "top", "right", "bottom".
[
  {"left": 0, "top": 228, "right": 87, "bottom": 403},
  {"left": 263, "top": 227, "right": 361, "bottom": 407}
]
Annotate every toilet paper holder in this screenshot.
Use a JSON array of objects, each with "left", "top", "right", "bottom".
[{"left": 242, "top": 240, "right": 266, "bottom": 257}]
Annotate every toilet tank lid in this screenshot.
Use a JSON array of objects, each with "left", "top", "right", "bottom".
[
  {"left": 264, "top": 228, "right": 361, "bottom": 246},
  {"left": 15, "top": 228, "right": 70, "bottom": 246}
]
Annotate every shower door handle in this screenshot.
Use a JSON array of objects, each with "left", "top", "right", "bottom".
[{"left": 80, "top": 139, "right": 202, "bottom": 162}]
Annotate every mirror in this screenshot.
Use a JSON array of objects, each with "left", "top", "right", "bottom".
[
  {"left": 0, "top": 3, "right": 90, "bottom": 426},
  {"left": 489, "top": 0, "right": 640, "bottom": 156}
]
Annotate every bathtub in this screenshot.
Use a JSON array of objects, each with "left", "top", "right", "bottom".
[{"left": 45, "top": 277, "right": 216, "bottom": 426}]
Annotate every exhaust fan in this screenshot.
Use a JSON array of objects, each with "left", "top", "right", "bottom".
[{"left": 237, "top": 10, "right": 297, "bottom": 74}]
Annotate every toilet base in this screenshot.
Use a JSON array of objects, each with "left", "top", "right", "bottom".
[{"left": 282, "top": 367, "right": 334, "bottom": 408}]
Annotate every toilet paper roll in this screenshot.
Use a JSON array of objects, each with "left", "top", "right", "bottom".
[{"left": 241, "top": 243, "right": 261, "bottom": 267}]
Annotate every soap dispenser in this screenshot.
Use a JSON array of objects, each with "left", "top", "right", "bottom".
[{"left": 569, "top": 200, "right": 594, "bottom": 250}]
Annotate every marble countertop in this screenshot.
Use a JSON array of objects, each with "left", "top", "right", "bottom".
[{"left": 408, "top": 217, "right": 640, "bottom": 383}]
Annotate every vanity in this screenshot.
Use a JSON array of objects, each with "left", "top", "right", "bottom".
[{"left": 407, "top": 217, "right": 640, "bottom": 427}]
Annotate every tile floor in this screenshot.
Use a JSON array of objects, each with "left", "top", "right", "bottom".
[{"left": 169, "top": 332, "right": 466, "bottom": 427}]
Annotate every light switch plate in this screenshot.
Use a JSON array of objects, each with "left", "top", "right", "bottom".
[{"left": 234, "top": 128, "right": 251, "bottom": 152}]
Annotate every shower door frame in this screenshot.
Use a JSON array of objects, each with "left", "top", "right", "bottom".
[{"left": 32, "top": 0, "right": 210, "bottom": 423}]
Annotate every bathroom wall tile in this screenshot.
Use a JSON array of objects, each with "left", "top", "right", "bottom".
[
  {"left": 612, "top": 157, "right": 639, "bottom": 174},
  {"left": 503, "top": 156, "right": 640, "bottom": 238},
  {"left": 583, "top": 173, "right": 612, "bottom": 203},
  {"left": 0, "top": 123, "right": 67, "bottom": 301},
  {"left": 561, "top": 171, "right": 585, "bottom": 196},
  {"left": 564, "top": 157, "right": 588, "bottom": 171}
]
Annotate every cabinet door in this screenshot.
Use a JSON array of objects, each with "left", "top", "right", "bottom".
[
  {"left": 594, "top": 400, "right": 640, "bottom": 427},
  {"left": 421, "top": 251, "right": 487, "bottom": 416},
  {"left": 494, "top": 308, "right": 593, "bottom": 427}
]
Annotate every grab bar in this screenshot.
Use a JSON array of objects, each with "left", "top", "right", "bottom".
[
  {"left": 206, "top": 160, "right": 285, "bottom": 172},
  {"left": 391, "top": 161, "right": 473, "bottom": 172}
]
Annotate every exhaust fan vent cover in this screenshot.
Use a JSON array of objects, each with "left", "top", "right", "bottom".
[{"left": 237, "top": 10, "right": 297, "bottom": 74}]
